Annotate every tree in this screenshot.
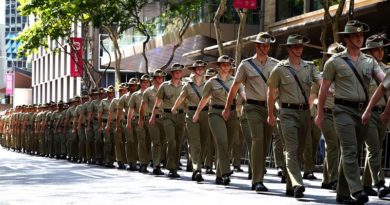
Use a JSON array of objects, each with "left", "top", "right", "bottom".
[
  {"left": 319, "top": 0, "right": 346, "bottom": 70},
  {"left": 214, "top": 0, "right": 228, "bottom": 56},
  {"left": 234, "top": 8, "right": 248, "bottom": 66}
]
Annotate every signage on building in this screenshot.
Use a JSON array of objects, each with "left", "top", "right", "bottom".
[
  {"left": 233, "top": 0, "right": 257, "bottom": 9},
  {"left": 70, "top": 37, "right": 83, "bottom": 77},
  {"left": 5, "top": 73, "right": 13, "bottom": 95}
]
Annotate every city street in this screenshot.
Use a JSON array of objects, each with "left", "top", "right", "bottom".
[{"left": 0, "top": 147, "right": 389, "bottom": 205}]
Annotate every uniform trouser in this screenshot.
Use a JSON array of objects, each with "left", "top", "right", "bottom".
[
  {"left": 68, "top": 129, "right": 79, "bottom": 158},
  {"left": 280, "top": 108, "right": 310, "bottom": 189},
  {"left": 113, "top": 123, "right": 126, "bottom": 163},
  {"left": 303, "top": 118, "right": 321, "bottom": 172},
  {"left": 46, "top": 129, "right": 54, "bottom": 156},
  {"left": 94, "top": 124, "right": 104, "bottom": 161},
  {"left": 231, "top": 123, "right": 244, "bottom": 167},
  {"left": 245, "top": 104, "right": 273, "bottom": 184},
  {"left": 334, "top": 104, "right": 366, "bottom": 195},
  {"left": 20, "top": 129, "right": 25, "bottom": 150},
  {"left": 186, "top": 110, "right": 210, "bottom": 172},
  {"left": 203, "top": 131, "right": 215, "bottom": 168},
  {"left": 321, "top": 112, "right": 340, "bottom": 184},
  {"left": 104, "top": 123, "right": 115, "bottom": 164},
  {"left": 162, "top": 112, "right": 185, "bottom": 171},
  {"left": 137, "top": 123, "right": 151, "bottom": 165},
  {"left": 125, "top": 120, "right": 138, "bottom": 164},
  {"left": 60, "top": 130, "right": 67, "bottom": 156},
  {"left": 147, "top": 117, "right": 165, "bottom": 168},
  {"left": 362, "top": 110, "right": 387, "bottom": 186},
  {"left": 39, "top": 132, "right": 45, "bottom": 154},
  {"left": 86, "top": 125, "right": 95, "bottom": 162},
  {"left": 15, "top": 128, "right": 21, "bottom": 149},
  {"left": 55, "top": 131, "right": 63, "bottom": 156},
  {"left": 78, "top": 125, "right": 86, "bottom": 160},
  {"left": 273, "top": 120, "right": 285, "bottom": 168},
  {"left": 209, "top": 109, "right": 239, "bottom": 177},
  {"left": 240, "top": 116, "right": 252, "bottom": 175}
]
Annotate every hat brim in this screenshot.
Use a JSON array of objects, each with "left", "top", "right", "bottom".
[
  {"left": 280, "top": 37, "right": 310, "bottom": 46},
  {"left": 361, "top": 43, "right": 390, "bottom": 51},
  {"left": 186, "top": 65, "right": 207, "bottom": 70},
  {"left": 251, "top": 37, "right": 276, "bottom": 44},
  {"left": 338, "top": 23, "right": 370, "bottom": 35}
]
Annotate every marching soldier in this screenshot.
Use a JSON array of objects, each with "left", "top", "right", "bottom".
[
  {"left": 193, "top": 55, "right": 243, "bottom": 185},
  {"left": 65, "top": 97, "right": 80, "bottom": 162},
  {"left": 171, "top": 60, "right": 210, "bottom": 182},
  {"left": 99, "top": 86, "right": 115, "bottom": 168},
  {"left": 127, "top": 76, "right": 151, "bottom": 171},
  {"left": 151, "top": 64, "right": 186, "bottom": 178},
  {"left": 268, "top": 34, "right": 322, "bottom": 198},
  {"left": 139, "top": 69, "right": 166, "bottom": 174},
  {"left": 53, "top": 101, "right": 66, "bottom": 159},
  {"left": 74, "top": 91, "right": 90, "bottom": 163},
  {"left": 108, "top": 83, "right": 127, "bottom": 169},
  {"left": 316, "top": 20, "right": 384, "bottom": 204},
  {"left": 223, "top": 32, "right": 279, "bottom": 192},
  {"left": 119, "top": 78, "right": 139, "bottom": 171},
  {"left": 360, "top": 33, "right": 390, "bottom": 198},
  {"left": 85, "top": 90, "right": 98, "bottom": 164},
  {"left": 88, "top": 88, "right": 106, "bottom": 165}
]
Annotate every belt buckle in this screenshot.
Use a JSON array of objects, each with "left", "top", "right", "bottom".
[
  {"left": 377, "top": 106, "right": 383, "bottom": 113},
  {"left": 358, "top": 102, "right": 364, "bottom": 111},
  {"left": 299, "top": 104, "right": 304, "bottom": 111}
]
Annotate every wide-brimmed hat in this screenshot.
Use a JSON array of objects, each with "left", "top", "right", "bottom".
[
  {"left": 251, "top": 32, "right": 276, "bottom": 44},
  {"left": 139, "top": 74, "right": 152, "bottom": 82},
  {"left": 118, "top": 83, "right": 128, "bottom": 91},
  {"left": 81, "top": 90, "right": 89, "bottom": 98},
  {"left": 280, "top": 34, "right": 310, "bottom": 46},
  {"left": 105, "top": 85, "right": 115, "bottom": 93},
  {"left": 152, "top": 69, "right": 167, "bottom": 77},
  {"left": 186, "top": 60, "right": 207, "bottom": 70},
  {"left": 208, "top": 55, "right": 232, "bottom": 68},
  {"left": 57, "top": 100, "right": 64, "bottom": 106},
  {"left": 128, "top": 78, "right": 138, "bottom": 85},
  {"left": 205, "top": 68, "right": 217, "bottom": 77},
  {"left": 98, "top": 87, "right": 106, "bottom": 94},
  {"left": 361, "top": 33, "right": 390, "bottom": 51},
  {"left": 91, "top": 88, "right": 99, "bottom": 95},
  {"left": 338, "top": 20, "right": 369, "bottom": 35},
  {"left": 321, "top": 43, "right": 346, "bottom": 55},
  {"left": 73, "top": 96, "right": 81, "bottom": 102},
  {"left": 168, "top": 63, "right": 184, "bottom": 72}
]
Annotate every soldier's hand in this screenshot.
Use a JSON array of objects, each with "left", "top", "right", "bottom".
[
  {"left": 105, "top": 125, "right": 110, "bottom": 132},
  {"left": 222, "top": 108, "right": 230, "bottom": 121},
  {"left": 72, "top": 128, "right": 76, "bottom": 134},
  {"left": 192, "top": 113, "right": 199, "bottom": 123},
  {"left": 138, "top": 118, "right": 144, "bottom": 128},
  {"left": 149, "top": 117, "right": 155, "bottom": 126},
  {"left": 314, "top": 114, "right": 323, "bottom": 129},
  {"left": 171, "top": 108, "right": 177, "bottom": 115},
  {"left": 267, "top": 115, "right": 276, "bottom": 126},
  {"left": 126, "top": 122, "right": 132, "bottom": 131},
  {"left": 361, "top": 110, "right": 372, "bottom": 125}
]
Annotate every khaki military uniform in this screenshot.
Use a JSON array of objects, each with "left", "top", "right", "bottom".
[
  {"left": 303, "top": 102, "right": 321, "bottom": 175},
  {"left": 362, "top": 63, "right": 390, "bottom": 187},
  {"left": 88, "top": 98, "right": 102, "bottom": 162},
  {"left": 65, "top": 106, "right": 77, "bottom": 159},
  {"left": 99, "top": 98, "right": 114, "bottom": 165},
  {"left": 143, "top": 85, "right": 165, "bottom": 168},
  {"left": 108, "top": 98, "right": 126, "bottom": 164},
  {"left": 180, "top": 76, "right": 210, "bottom": 172},
  {"left": 128, "top": 91, "right": 149, "bottom": 166},
  {"left": 75, "top": 103, "right": 88, "bottom": 161},
  {"left": 268, "top": 58, "right": 321, "bottom": 190},
  {"left": 156, "top": 80, "right": 186, "bottom": 171},
  {"left": 322, "top": 50, "right": 382, "bottom": 196},
  {"left": 203, "top": 74, "right": 240, "bottom": 178},
  {"left": 235, "top": 56, "right": 278, "bottom": 185}
]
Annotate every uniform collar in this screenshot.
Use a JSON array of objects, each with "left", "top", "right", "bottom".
[
  {"left": 339, "top": 50, "right": 367, "bottom": 61},
  {"left": 284, "top": 58, "right": 308, "bottom": 68},
  {"left": 216, "top": 73, "right": 233, "bottom": 82},
  {"left": 252, "top": 54, "right": 270, "bottom": 65}
]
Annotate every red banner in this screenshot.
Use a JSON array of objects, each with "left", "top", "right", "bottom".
[
  {"left": 70, "top": 37, "right": 83, "bottom": 77},
  {"left": 233, "top": 0, "right": 257, "bottom": 9},
  {"left": 6, "top": 73, "right": 13, "bottom": 95}
]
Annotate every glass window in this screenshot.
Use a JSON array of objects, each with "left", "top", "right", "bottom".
[{"left": 276, "top": 0, "right": 304, "bottom": 21}]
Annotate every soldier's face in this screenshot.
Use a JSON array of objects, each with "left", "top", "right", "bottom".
[
  {"left": 346, "top": 33, "right": 364, "bottom": 48},
  {"left": 219, "top": 62, "right": 231, "bottom": 74},
  {"left": 194, "top": 67, "right": 205, "bottom": 76},
  {"left": 140, "top": 80, "right": 150, "bottom": 89},
  {"left": 129, "top": 84, "right": 138, "bottom": 92},
  {"left": 171, "top": 70, "right": 182, "bottom": 79},
  {"left": 370, "top": 47, "right": 384, "bottom": 61},
  {"left": 154, "top": 76, "right": 164, "bottom": 84},
  {"left": 288, "top": 45, "right": 303, "bottom": 57},
  {"left": 256, "top": 43, "right": 270, "bottom": 55}
]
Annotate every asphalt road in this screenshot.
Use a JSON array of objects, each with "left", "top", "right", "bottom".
[{"left": 0, "top": 147, "right": 389, "bottom": 205}]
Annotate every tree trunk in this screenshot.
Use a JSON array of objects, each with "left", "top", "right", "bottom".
[
  {"left": 234, "top": 8, "right": 247, "bottom": 66},
  {"left": 103, "top": 25, "right": 122, "bottom": 85},
  {"left": 320, "top": 15, "right": 329, "bottom": 71},
  {"left": 214, "top": 0, "right": 227, "bottom": 56},
  {"left": 142, "top": 34, "right": 150, "bottom": 74}
]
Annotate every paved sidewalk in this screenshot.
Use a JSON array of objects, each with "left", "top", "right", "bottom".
[{"left": 0, "top": 147, "right": 389, "bottom": 204}]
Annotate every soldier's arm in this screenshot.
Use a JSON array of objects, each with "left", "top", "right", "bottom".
[
  {"left": 150, "top": 98, "right": 162, "bottom": 120},
  {"left": 192, "top": 95, "right": 211, "bottom": 122},
  {"left": 116, "top": 101, "right": 124, "bottom": 127},
  {"left": 171, "top": 94, "right": 186, "bottom": 113},
  {"left": 267, "top": 87, "right": 277, "bottom": 125},
  {"left": 78, "top": 113, "right": 84, "bottom": 131},
  {"left": 315, "top": 79, "right": 332, "bottom": 128},
  {"left": 87, "top": 111, "right": 93, "bottom": 129},
  {"left": 72, "top": 114, "right": 78, "bottom": 133},
  {"left": 225, "top": 82, "right": 241, "bottom": 109},
  {"left": 362, "top": 83, "right": 387, "bottom": 124}
]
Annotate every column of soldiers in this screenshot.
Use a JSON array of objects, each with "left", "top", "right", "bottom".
[{"left": 1, "top": 20, "right": 390, "bottom": 204}]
